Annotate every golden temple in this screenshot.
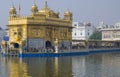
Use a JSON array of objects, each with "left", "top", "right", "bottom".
[{"left": 7, "top": 1, "right": 72, "bottom": 52}]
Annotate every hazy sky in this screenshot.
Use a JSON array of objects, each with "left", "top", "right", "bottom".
[{"left": 0, "top": 0, "right": 120, "bottom": 28}]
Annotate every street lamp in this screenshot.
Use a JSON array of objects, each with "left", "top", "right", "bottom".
[{"left": 54, "top": 39, "right": 58, "bottom": 53}]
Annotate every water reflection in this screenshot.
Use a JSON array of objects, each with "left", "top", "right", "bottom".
[
  {"left": 72, "top": 56, "right": 86, "bottom": 77},
  {"left": 18, "top": 57, "right": 72, "bottom": 77},
  {"left": 72, "top": 53, "right": 120, "bottom": 77},
  {"left": 0, "top": 56, "right": 9, "bottom": 77},
  {"left": 85, "top": 54, "right": 103, "bottom": 77},
  {"left": 0, "top": 53, "right": 120, "bottom": 77}
]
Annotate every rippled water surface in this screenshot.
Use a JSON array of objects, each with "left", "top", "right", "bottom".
[{"left": 0, "top": 53, "right": 120, "bottom": 77}]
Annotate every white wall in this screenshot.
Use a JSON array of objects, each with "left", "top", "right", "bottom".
[
  {"left": 101, "top": 22, "right": 120, "bottom": 41},
  {"left": 72, "top": 22, "right": 96, "bottom": 40}
]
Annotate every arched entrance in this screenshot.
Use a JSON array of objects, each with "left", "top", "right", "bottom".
[
  {"left": 46, "top": 41, "right": 52, "bottom": 48},
  {"left": 13, "top": 43, "right": 19, "bottom": 48}
]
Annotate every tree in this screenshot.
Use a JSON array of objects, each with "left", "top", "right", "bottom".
[{"left": 89, "top": 31, "right": 102, "bottom": 40}]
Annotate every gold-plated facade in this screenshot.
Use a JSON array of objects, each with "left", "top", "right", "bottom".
[{"left": 8, "top": 2, "right": 72, "bottom": 49}]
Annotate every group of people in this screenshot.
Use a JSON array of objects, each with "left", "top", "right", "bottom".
[{"left": 22, "top": 47, "right": 55, "bottom": 53}]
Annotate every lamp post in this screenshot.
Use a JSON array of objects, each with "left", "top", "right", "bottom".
[
  {"left": 54, "top": 39, "right": 58, "bottom": 53},
  {"left": 20, "top": 42, "right": 22, "bottom": 54},
  {"left": 19, "top": 39, "right": 25, "bottom": 55}
]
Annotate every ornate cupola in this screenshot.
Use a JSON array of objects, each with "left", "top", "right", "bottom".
[
  {"left": 39, "top": 1, "right": 59, "bottom": 18},
  {"left": 9, "top": 4, "right": 17, "bottom": 17},
  {"left": 31, "top": 2, "right": 38, "bottom": 14},
  {"left": 64, "top": 9, "right": 72, "bottom": 21},
  {"left": 39, "top": 1, "right": 52, "bottom": 15}
]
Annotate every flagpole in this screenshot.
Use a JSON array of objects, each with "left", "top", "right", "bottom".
[{"left": 18, "top": 3, "right": 21, "bottom": 16}]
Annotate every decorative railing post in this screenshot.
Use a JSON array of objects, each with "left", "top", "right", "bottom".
[
  {"left": 54, "top": 39, "right": 58, "bottom": 53},
  {"left": 19, "top": 41, "right": 23, "bottom": 55}
]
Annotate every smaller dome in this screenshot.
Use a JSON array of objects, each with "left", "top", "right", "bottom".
[
  {"left": 9, "top": 5, "right": 17, "bottom": 15},
  {"left": 31, "top": 4, "right": 38, "bottom": 13},
  {"left": 64, "top": 10, "right": 72, "bottom": 16},
  {"left": 64, "top": 9, "right": 72, "bottom": 20}
]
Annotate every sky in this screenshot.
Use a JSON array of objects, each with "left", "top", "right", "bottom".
[{"left": 0, "top": 0, "right": 120, "bottom": 28}]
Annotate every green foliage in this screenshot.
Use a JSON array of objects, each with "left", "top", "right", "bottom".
[{"left": 89, "top": 31, "right": 102, "bottom": 40}]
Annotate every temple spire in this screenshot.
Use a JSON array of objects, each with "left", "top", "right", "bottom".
[
  {"left": 34, "top": 0, "right": 36, "bottom": 5},
  {"left": 11, "top": 2, "right": 15, "bottom": 8},
  {"left": 9, "top": 3, "right": 17, "bottom": 16},
  {"left": 45, "top": 1, "right": 48, "bottom": 8},
  {"left": 18, "top": 3, "right": 21, "bottom": 16},
  {"left": 31, "top": 0, "right": 38, "bottom": 14}
]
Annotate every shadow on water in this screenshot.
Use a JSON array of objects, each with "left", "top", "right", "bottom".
[{"left": 0, "top": 53, "right": 120, "bottom": 77}]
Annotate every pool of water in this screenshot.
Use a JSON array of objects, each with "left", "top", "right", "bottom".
[{"left": 0, "top": 52, "right": 120, "bottom": 77}]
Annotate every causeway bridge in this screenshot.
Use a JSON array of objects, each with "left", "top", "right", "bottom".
[{"left": 72, "top": 40, "right": 120, "bottom": 49}]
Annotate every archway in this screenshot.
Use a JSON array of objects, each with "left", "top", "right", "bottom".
[
  {"left": 13, "top": 43, "right": 19, "bottom": 48},
  {"left": 46, "top": 41, "right": 52, "bottom": 48}
]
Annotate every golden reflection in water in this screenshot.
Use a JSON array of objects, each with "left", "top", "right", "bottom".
[
  {"left": 8, "top": 58, "right": 31, "bottom": 77},
  {"left": 0, "top": 57, "right": 73, "bottom": 77},
  {"left": 44, "top": 57, "right": 72, "bottom": 77},
  {"left": 54, "top": 57, "right": 58, "bottom": 76},
  {"left": 1, "top": 53, "right": 120, "bottom": 77}
]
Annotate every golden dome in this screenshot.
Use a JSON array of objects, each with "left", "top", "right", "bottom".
[
  {"left": 64, "top": 9, "right": 72, "bottom": 20},
  {"left": 31, "top": 3, "right": 38, "bottom": 13},
  {"left": 38, "top": 1, "right": 59, "bottom": 18},
  {"left": 39, "top": 7, "right": 52, "bottom": 14},
  {"left": 9, "top": 5, "right": 17, "bottom": 15},
  {"left": 64, "top": 9, "right": 72, "bottom": 16},
  {"left": 39, "top": 1, "right": 52, "bottom": 13}
]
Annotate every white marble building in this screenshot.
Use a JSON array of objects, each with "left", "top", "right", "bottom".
[
  {"left": 96, "top": 22, "right": 107, "bottom": 31},
  {"left": 72, "top": 22, "right": 96, "bottom": 40},
  {"left": 101, "top": 22, "right": 120, "bottom": 41}
]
